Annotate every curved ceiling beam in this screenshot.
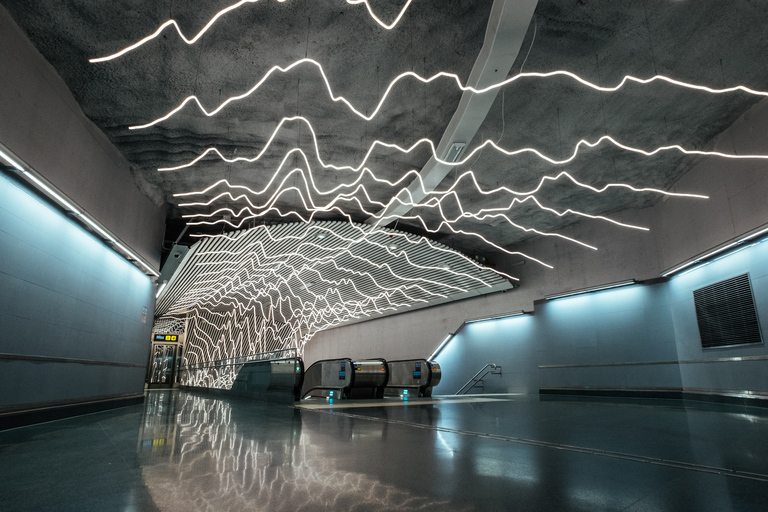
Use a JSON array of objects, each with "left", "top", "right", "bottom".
[{"left": 367, "top": 0, "right": 539, "bottom": 225}]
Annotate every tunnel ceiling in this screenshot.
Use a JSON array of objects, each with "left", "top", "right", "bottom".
[
  {"left": 3, "top": 0, "right": 768, "bottom": 272},
  {"left": 154, "top": 220, "right": 512, "bottom": 350}
]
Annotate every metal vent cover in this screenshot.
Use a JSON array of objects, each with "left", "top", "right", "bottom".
[{"left": 693, "top": 273, "right": 763, "bottom": 349}]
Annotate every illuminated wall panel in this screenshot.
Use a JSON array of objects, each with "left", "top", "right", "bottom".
[
  {"left": 534, "top": 283, "right": 681, "bottom": 393},
  {"left": 435, "top": 314, "right": 538, "bottom": 395},
  {"left": 667, "top": 239, "right": 768, "bottom": 394},
  {"left": 0, "top": 173, "right": 154, "bottom": 410},
  {"left": 435, "top": 237, "right": 768, "bottom": 397}
]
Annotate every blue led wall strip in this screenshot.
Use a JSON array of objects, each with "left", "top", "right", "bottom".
[
  {"left": 0, "top": 145, "right": 160, "bottom": 277},
  {"left": 662, "top": 226, "right": 768, "bottom": 278}
]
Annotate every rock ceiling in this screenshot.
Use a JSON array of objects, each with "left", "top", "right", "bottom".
[{"left": 4, "top": 0, "right": 768, "bottom": 266}]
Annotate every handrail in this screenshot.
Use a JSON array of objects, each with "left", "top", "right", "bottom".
[
  {"left": 180, "top": 349, "right": 297, "bottom": 372},
  {"left": 455, "top": 364, "right": 502, "bottom": 395}
]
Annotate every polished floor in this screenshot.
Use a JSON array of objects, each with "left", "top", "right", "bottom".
[{"left": 1, "top": 391, "right": 768, "bottom": 511}]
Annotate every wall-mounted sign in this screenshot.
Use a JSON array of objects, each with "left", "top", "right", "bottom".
[{"left": 153, "top": 334, "right": 178, "bottom": 342}]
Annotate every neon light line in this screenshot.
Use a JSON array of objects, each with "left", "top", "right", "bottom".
[
  {"left": 171, "top": 157, "right": 677, "bottom": 247},
  {"left": 159, "top": 116, "right": 768, "bottom": 173},
  {"left": 192, "top": 246, "right": 472, "bottom": 294},
  {"left": 173, "top": 266, "right": 432, "bottom": 333},
  {"left": 177, "top": 179, "right": 608, "bottom": 249},
  {"left": 90, "top": 0, "right": 414, "bottom": 63},
  {"left": 176, "top": 187, "right": 555, "bottom": 267},
  {"left": 183, "top": 281, "right": 422, "bottom": 345},
  {"left": 172, "top": 163, "right": 696, "bottom": 223},
  {"left": 188, "top": 222, "right": 512, "bottom": 286},
  {"left": 129, "top": 58, "right": 768, "bottom": 129},
  {"left": 191, "top": 249, "right": 466, "bottom": 299},
  {"left": 183, "top": 195, "right": 580, "bottom": 258},
  {"left": 188, "top": 221, "right": 521, "bottom": 281},
  {"left": 186, "top": 277, "right": 429, "bottom": 321},
  {"left": 177, "top": 272, "right": 427, "bottom": 354}
]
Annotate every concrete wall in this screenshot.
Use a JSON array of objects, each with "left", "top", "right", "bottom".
[
  {"left": 305, "top": 98, "right": 768, "bottom": 398},
  {"left": 0, "top": 174, "right": 154, "bottom": 410},
  {"left": 0, "top": 5, "right": 165, "bottom": 268}
]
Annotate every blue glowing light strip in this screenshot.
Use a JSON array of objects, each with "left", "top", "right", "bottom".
[{"left": 0, "top": 145, "right": 159, "bottom": 277}]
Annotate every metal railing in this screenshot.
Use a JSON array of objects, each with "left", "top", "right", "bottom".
[
  {"left": 455, "top": 364, "right": 502, "bottom": 395},
  {"left": 179, "top": 348, "right": 298, "bottom": 372}
]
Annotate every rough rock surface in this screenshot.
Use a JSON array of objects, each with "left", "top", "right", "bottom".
[{"left": 3, "top": 0, "right": 768, "bottom": 258}]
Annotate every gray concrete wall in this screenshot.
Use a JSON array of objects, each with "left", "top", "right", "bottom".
[
  {"left": 0, "top": 5, "right": 165, "bottom": 269},
  {"left": 0, "top": 174, "right": 154, "bottom": 410},
  {"left": 306, "top": 289, "right": 533, "bottom": 364},
  {"left": 305, "top": 98, "right": 768, "bottom": 397},
  {"left": 651, "top": 98, "right": 768, "bottom": 272}
]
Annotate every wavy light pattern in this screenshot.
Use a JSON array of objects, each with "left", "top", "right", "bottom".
[
  {"left": 113, "top": 5, "right": 764, "bottom": 368},
  {"left": 178, "top": 178, "right": 612, "bottom": 251},
  {"left": 169, "top": 142, "right": 707, "bottom": 255},
  {"left": 138, "top": 393, "right": 455, "bottom": 510},
  {"left": 158, "top": 115, "right": 768, "bottom": 173},
  {"left": 155, "top": 221, "right": 513, "bottom": 360},
  {"left": 90, "top": 0, "right": 414, "bottom": 63},
  {"left": 128, "top": 58, "right": 768, "bottom": 129},
  {"left": 160, "top": 115, "right": 714, "bottom": 252},
  {"left": 152, "top": 314, "right": 186, "bottom": 335}
]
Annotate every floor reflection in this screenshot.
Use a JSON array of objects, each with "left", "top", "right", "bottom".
[{"left": 137, "top": 391, "right": 458, "bottom": 511}]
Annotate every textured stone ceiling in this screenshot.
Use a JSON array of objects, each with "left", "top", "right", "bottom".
[{"left": 3, "top": 0, "right": 768, "bottom": 265}]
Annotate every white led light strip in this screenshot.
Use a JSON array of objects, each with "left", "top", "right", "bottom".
[
  {"left": 127, "top": 58, "right": 768, "bottom": 129},
  {"left": 189, "top": 221, "right": 515, "bottom": 284},
  {"left": 158, "top": 116, "right": 768, "bottom": 173},
  {"left": 170, "top": 149, "right": 703, "bottom": 250},
  {"left": 175, "top": 175, "right": 606, "bottom": 250},
  {"left": 178, "top": 192, "right": 558, "bottom": 266},
  {"left": 156, "top": 221, "right": 513, "bottom": 354},
  {"left": 89, "top": 0, "right": 414, "bottom": 63},
  {"left": 177, "top": 226, "right": 508, "bottom": 300},
  {"left": 160, "top": 115, "right": 709, "bottom": 230}
]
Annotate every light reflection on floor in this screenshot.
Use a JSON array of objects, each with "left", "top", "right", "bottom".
[
  {"left": 2, "top": 390, "right": 768, "bottom": 511},
  {"left": 137, "top": 392, "right": 461, "bottom": 511}
]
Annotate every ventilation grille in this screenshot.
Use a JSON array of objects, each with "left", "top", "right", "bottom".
[{"left": 693, "top": 273, "right": 763, "bottom": 348}]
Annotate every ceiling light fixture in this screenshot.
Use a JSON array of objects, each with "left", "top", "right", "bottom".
[
  {"left": 0, "top": 148, "right": 23, "bottom": 170},
  {"left": 156, "top": 281, "right": 168, "bottom": 298},
  {"left": 180, "top": 195, "right": 552, "bottom": 268},
  {"left": 20, "top": 170, "right": 80, "bottom": 214},
  {"left": 155, "top": 221, "right": 512, "bottom": 357},
  {"left": 174, "top": 168, "right": 653, "bottom": 254},
  {"left": 1, "top": 148, "right": 159, "bottom": 277},
  {"left": 190, "top": 222, "right": 512, "bottom": 285}
]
